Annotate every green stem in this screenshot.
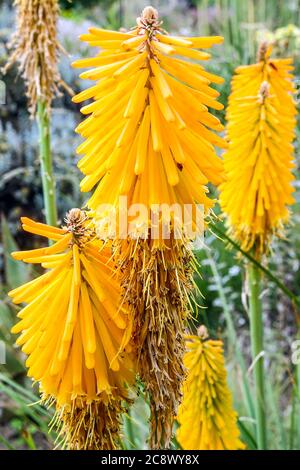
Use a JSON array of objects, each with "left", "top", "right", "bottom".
[
  {"left": 211, "top": 223, "right": 300, "bottom": 310},
  {"left": 118, "top": 0, "right": 124, "bottom": 29},
  {"left": 37, "top": 100, "right": 57, "bottom": 229},
  {"left": 289, "top": 386, "right": 297, "bottom": 450},
  {"left": 202, "top": 0, "right": 210, "bottom": 36},
  {"left": 248, "top": 261, "right": 267, "bottom": 450},
  {"left": 247, "top": 0, "right": 256, "bottom": 62}
]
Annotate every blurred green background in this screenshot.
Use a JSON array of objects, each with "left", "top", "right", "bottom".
[{"left": 0, "top": 0, "right": 300, "bottom": 450}]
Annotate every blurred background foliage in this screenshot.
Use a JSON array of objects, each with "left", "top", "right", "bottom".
[{"left": 0, "top": 0, "right": 300, "bottom": 450}]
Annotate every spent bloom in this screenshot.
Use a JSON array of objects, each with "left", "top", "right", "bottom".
[
  {"left": 5, "top": 0, "right": 72, "bottom": 116},
  {"left": 9, "top": 209, "right": 134, "bottom": 449},
  {"left": 177, "top": 327, "right": 245, "bottom": 450}
]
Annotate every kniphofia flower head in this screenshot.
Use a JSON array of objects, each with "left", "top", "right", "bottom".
[
  {"left": 229, "top": 41, "right": 295, "bottom": 101},
  {"left": 72, "top": 5, "right": 226, "bottom": 448},
  {"left": 72, "top": 5, "right": 225, "bottom": 237},
  {"left": 177, "top": 327, "right": 245, "bottom": 450},
  {"left": 220, "top": 44, "right": 296, "bottom": 255},
  {"left": 5, "top": 0, "right": 72, "bottom": 116},
  {"left": 9, "top": 210, "right": 134, "bottom": 449}
]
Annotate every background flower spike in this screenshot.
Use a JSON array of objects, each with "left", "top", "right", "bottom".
[{"left": 220, "top": 42, "right": 297, "bottom": 256}]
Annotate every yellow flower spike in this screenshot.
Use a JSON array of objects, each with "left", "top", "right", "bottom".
[
  {"left": 9, "top": 209, "right": 134, "bottom": 450},
  {"left": 73, "top": 5, "right": 225, "bottom": 449},
  {"left": 220, "top": 44, "right": 297, "bottom": 256},
  {"left": 177, "top": 327, "right": 245, "bottom": 450},
  {"left": 230, "top": 41, "right": 296, "bottom": 103},
  {"left": 72, "top": 5, "right": 225, "bottom": 218}
]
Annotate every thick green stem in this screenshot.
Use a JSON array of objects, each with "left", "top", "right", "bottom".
[
  {"left": 37, "top": 100, "right": 57, "bottom": 228},
  {"left": 246, "top": 0, "right": 254, "bottom": 62},
  {"left": 248, "top": 262, "right": 267, "bottom": 450}
]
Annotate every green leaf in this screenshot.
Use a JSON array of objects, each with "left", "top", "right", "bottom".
[
  {"left": 1, "top": 347, "right": 25, "bottom": 375},
  {"left": 0, "top": 433, "right": 16, "bottom": 450},
  {"left": 0, "top": 301, "right": 25, "bottom": 374},
  {"left": 238, "top": 419, "right": 258, "bottom": 450},
  {"left": 0, "top": 300, "right": 14, "bottom": 332},
  {"left": 265, "top": 373, "right": 286, "bottom": 450},
  {"left": 1, "top": 215, "right": 30, "bottom": 289},
  {"left": 0, "top": 373, "right": 53, "bottom": 435}
]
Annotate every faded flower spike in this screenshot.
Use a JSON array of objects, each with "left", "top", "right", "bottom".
[
  {"left": 220, "top": 44, "right": 296, "bottom": 255},
  {"left": 9, "top": 210, "right": 134, "bottom": 450},
  {"left": 176, "top": 328, "right": 245, "bottom": 450},
  {"left": 73, "top": 6, "right": 225, "bottom": 449},
  {"left": 5, "top": 0, "right": 71, "bottom": 116}
]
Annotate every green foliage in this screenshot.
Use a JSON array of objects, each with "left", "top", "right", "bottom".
[
  {"left": 1, "top": 0, "right": 300, "bottom": 450},
  {"left": 59, "top": 0, "right": 113, "bottom": 10},
  {"left": 0, "top": 374, "right": 54, "bottom": 450},
  {"left": 1, "top": 216, "right": 30, "bottom": 290}
]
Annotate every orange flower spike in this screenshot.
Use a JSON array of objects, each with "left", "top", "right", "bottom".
[
  {"left": 72, "top": 5, "right": 226, "bottom": 449},
  {"left": 9, "top": 209, "right": 134, "bottom": 450},
  {"left": 72, "top": 6, "right": 225, "bottom": 224},
  {"left": 220, "top": 44, "right": 297, "bottom": 255},
  {"left": 177, "top": 327, "right": 245, "bottom": 450}
]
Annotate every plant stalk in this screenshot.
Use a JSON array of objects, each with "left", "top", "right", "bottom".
[
  {"left": 37, "top": 100, "right": 57, "bottom": 228},
  {"left": 248, "top": 261, "right": 267, "bottom": 450}
]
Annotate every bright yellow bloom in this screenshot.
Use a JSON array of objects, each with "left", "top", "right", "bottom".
[
  {"left": 72, "top": 6, "right": 225, "bottom": 448},
  {"left": 72, "top": 6, "right": 225, "bottom": 225},
  {"left": 9, "top": 209, "right": 133, "bottom": 449},
  {"left": 220, "top": 44, "right": 296, "bottom": 254},
  {"left": 229, "top": 42, "right": 295, "bottom": 102},
  {"left": 177, "top": 328, "right": 245, "bottom": 450}
]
